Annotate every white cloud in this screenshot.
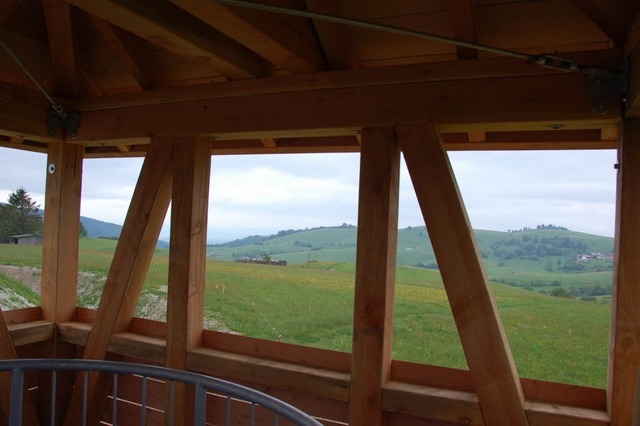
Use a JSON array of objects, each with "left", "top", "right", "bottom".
[{"left": 0, "top": 147, "right": 618, "bottom": 241}]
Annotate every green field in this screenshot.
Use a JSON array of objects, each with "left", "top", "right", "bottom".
[{"left": 0, "top": 238, "right": 610, "bottom": 388}]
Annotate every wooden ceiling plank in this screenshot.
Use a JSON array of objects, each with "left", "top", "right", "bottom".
[
  {"left": 450, "top": 0, "right": 478, "bottom": 60},
  {"left": 398, "top": 123, "right": 528, "bottom": 425},
  {"left": 349, "top": 128, "right": 400, "bottom": 425},
  {"left": 169, "top": 0, "right": 326, "bottom": 73},
  {"left": 608, "top": 118, "right": 640, "bottom": 426},
  {"left": 0, "top": 0, "right": 21, "bottom": 24},
  {"left": 63, "top": 136, "right": 173, "bottom": 426},
  {"left": 42, "top": 0, "right": 79, "bottom": 97},
  {"left": 72, "top": 73, "right": 621, "bottom": 143},
  {"left": 66, "top": 0, "right": 272, "bottom": 79},
  {"left": 90, "top": 16, "right": 171, "bottom": 90},
  {"left": 305, "top": 0, "right": 359, "bottom": 70},
  {"left": 572, "top": 0, "right": 633, "bottom": 46}
]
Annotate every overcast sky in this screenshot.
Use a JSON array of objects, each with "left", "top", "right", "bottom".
[{"left": 0, "top": 147, "right": 618, "bottom": 242}]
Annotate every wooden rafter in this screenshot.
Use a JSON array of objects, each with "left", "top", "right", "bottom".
[
  {"left": 64, "top": 137, "right": 173, "bottom": 426},
  {"left": 305, "top": 0, "right": 359, "bottom": 70},
  {"left": 349, "top": 128, "right": 400, "bottom": 426},
  {"left": 572, "top": 0, "right": 635, "bottom": 46},
  {"left": 0, "top": 0, "right": 20, "bottom": 24},
  {"left": 169, "top": 0, "right": 326, "bottom": 73},
  {"left": 397, "top": 123, "right": 528, "bottom": 425},
  {"left": 42, "top": 0, "right": 79, "bottom": 97},
  {"left": 72, "top": 72, "right": 621, "bottom": 143},
  {"left": 608, "top": 118, "right": 640, "bottom": 426},
  {"left": 90, "top": 16, "right": 171, "bottom": 90},
  {"left": 166, "top": 137, "right": 211, "bottom": 423},
  {"left": 627, "top": 44, "right": 640, "bottom": 118},
  {"left": 66, "top": 0, "right": 271, "bottom": 79},
  {"left": 450, "top": 0, "right": 478, "bottom": 60},
  {"left": 624, "top": 10, "right": 640, "bottom": 56}
]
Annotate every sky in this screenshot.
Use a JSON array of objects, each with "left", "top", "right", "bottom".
[{"left": 0, "top": 147, "right": 618, "bottom": 242}]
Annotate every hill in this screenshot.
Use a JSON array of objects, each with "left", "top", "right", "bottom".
[
  {"left": 0, "top": 240, "right": 610, "bottom": 388},
  {"left": 208, "top": 225, "right": 614, "bottom": 292},
  {"left": 80, "top": 216, "right": 122, "bottom": 238}
]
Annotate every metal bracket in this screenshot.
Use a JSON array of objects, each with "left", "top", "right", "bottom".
[
  {"left": 585, "top": 66, "right": 627, "bottom": 115},
  {"left": 47, "top": 108, "right": 80, "bottom": 138}
]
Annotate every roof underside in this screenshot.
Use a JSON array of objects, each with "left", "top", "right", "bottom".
[{"left": 0, "top": 0, "right": 638, "bottom": 157}]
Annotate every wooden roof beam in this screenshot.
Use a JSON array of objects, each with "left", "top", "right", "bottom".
[
  {"left": 0, "top": 0, "right": 21, "bottom": 24},
  {"left": 65, "top": 0, "right": 272, "bottom": 79},
  {"left": 624, "top": 10, "right": 640, "bottom": 56},
  {"left": 398, "top": 123, "right": 528, "bottom": 425},
  {"left": 90, "top": 16, "right": 171, "bottom": 90},
  {"left": 572, "top": 0, "right": 635, "bottom": 46},
  {"left": 72, "top": 72, "right": 621, "bottom": 143},
  {"left": 305, "top": 0, "right": 359, "bottom": 70},
  {"left": 42, "top": 0, "right": 79, "bottom": 98},
  {"left": 450, "top": 0, "right": 478, "bottom": 60},
  {"left": 169, "top": 0, "right": 326, "bottom": 73}
]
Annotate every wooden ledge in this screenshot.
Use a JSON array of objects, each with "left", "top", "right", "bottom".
[
  {"left": 383, "top": 381, "right": 609, "bottom": 426},
  {"left": 8, "top": 320, "right": 54, "bottom": 347},
  {"left": 57, "top": 321, "right": 610, "bottom": 426}
]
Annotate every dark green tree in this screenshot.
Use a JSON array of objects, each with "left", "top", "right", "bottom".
[
  {"left": 0, "top": 188, "right": 43, "bottom": 242},
  {"left": 79, "top": 221, "right": 88, "bottom": 238}
]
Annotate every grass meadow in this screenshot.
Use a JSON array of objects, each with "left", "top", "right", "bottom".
[{"left": 0, "top": 238, "right": 610, "bottom": 388}]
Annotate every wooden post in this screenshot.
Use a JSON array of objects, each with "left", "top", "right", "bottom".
[
  {"left": 39, "top": 142, "right": 83, "bottom": 425},
  {"left": 64, "top": 137, "right": 173, "bottom": 426},
  {"left": 397, "top": 123, "right": 528, "bottom": 426},
  {"left": 348, "top": 128, "right": 400, "bottom": 426},
  {"left": 608, "top": 118, "right": 640, "bottom": 425},
  {"left": 166, "top": 137, "right": 211, "bottom": 424},
  {"left": 41, "top": 142, "right": 84, "bottom": 327}
]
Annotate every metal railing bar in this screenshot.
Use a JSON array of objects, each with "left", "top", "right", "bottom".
[
  {"left": 194, "top": 383, "right": 207, "bottom": 425},
  {"left": 251, "top": 402, "right": 256, "bottom": 426},
  {"left": 226, "top": 396, "right": 231, "bottom": 426},
  {"left": 275, "top": 413, "right": 280, "bottom": 426},
  {"left": 50, "top": 370, "right": 57, "bottom": 426},
  {"left": 169, "top": 380, "right": 175, "bottom": 426},
  {"left": 82, "top": 371, "right": 88, "bottom": 426},
  {"left": 0, "top": 359, "right": 322, "bottom": 426},
  {"left": 140, "top": 376, "right": 148, "bottom": 426},
  {"left": 9, "top": 368, "right": 23, "bottom": 426},
  {"left": 113, "top": 373, "right": 118, "bottom": 426}
]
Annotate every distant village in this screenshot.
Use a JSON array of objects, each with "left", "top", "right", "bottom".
[{"left": 576, "top": 252, "right": 614, "bottom": 263}]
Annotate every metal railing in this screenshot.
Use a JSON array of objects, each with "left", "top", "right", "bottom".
[{"left": 0, "top": 358, "right": 323, "bottom": 426}]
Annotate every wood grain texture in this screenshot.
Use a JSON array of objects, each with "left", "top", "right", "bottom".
[
  {"left": 66, "top": 0, "right": 271, "bottom": 79},
  {"left": 348, "top": 128, "right": 400, "bottom": 426},
  {"left": 608, "top": 118, "right": 640, "bottom": 426},
  {"left": 73, "top": 73, "right": 620, "bottom": 143},
  {"left": 63, "top": 137, "right": 173, "bottom": 426},
  {"left": 170, "top": 0, "right": 325, "bottom": 73},
  {"left": 166, "top": 137, "right": 211, "bottom": 424},
  {"left": 398, "top": 123, "right": 527, "bottom": 426},
  {"left": 42, "top": 0, "right": 79, "bottom": 97}
]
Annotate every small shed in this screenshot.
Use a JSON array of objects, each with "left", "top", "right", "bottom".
[{"left": 9, "top": 234, "right": 43, "bottom": 246}]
